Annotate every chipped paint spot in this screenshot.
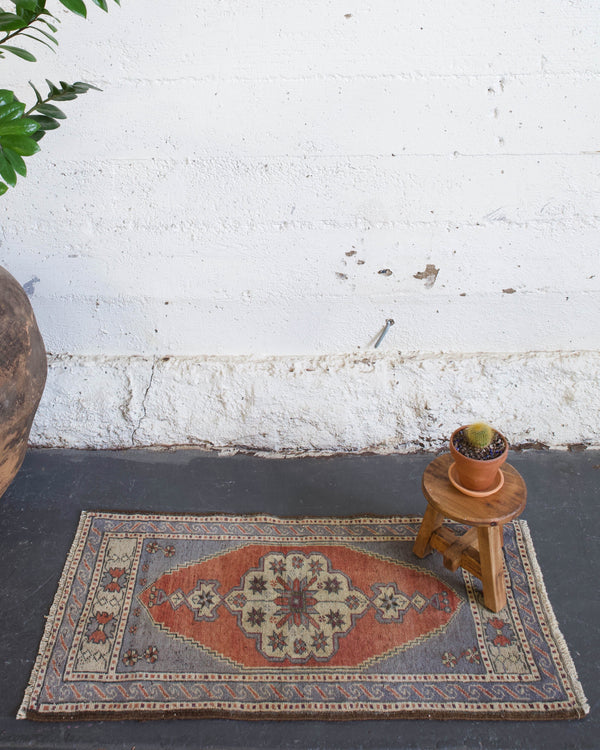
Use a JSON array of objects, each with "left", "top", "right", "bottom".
[
  {"left": 345, "top": 250, "right": 357, "bottom": 257},
  {"left": 378, "top": 269, "right": 393, "bottom": 276},
  {"left": 23, "top": 276, "right": 40, "bottom": 296},
  {"left": 336, "top": 272, "right": 348, "bottom": 280},
  {"left": 413, "top": 264, "right": 439, "bottom": 289},
  {"left": 502, "top": 288, "right": 516, "bottom": 294}
]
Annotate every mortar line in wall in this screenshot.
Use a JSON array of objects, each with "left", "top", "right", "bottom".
[
  {"left": 45, "top": 350, "right": 600, "bottom": 360},
  {"left": 37, "top": 153, "right": 600, "bottom": 164},
  {"left": 18, "top": 218, "right": 600, "bottom": 235},
  {"left": 107, "top": 71, "right": 600, "bottom": 85},
  {"left": 34, "top": 289, "right": 600, "bottom": 308}
]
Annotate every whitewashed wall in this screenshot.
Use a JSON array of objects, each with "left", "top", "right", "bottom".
[{"left": 1, "top": 0, "right": 599, "bottom": 451}]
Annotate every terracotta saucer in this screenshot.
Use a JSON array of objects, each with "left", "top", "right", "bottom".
[{"left": 448, "top": 461, "right": 505, "bottom": 498}]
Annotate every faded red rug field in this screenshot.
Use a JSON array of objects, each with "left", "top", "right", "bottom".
[{"left": 19, "top": 512, "right": 588, "bottom": 720}]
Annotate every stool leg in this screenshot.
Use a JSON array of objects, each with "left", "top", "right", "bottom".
[
  {"left": 477, "top": 525, "right": 506, "bottom": 612},
  {"left": 413, "top": 506, "right": 444, "bottom": 558}
]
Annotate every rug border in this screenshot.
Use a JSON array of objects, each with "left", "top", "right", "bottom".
[
  {"left": 516, "top": 520, "right": 589, "bottom": 718},
  {"left": 18, "top": 511, "right": 589, "bottom": 722},
  {"left": 18, "top": 510, "right": 92, "bottom": 720}
]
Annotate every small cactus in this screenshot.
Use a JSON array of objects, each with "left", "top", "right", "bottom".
[{"left": 465, "top": 422, "right": 495, "bottom": 449}]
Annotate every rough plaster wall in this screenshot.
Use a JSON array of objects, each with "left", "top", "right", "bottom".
[
  {"left": 1, "top": 1, "right": 599, "bottom": 450},
  {"left": 29, "top": 351, "right": 600, "bottom": 451}
]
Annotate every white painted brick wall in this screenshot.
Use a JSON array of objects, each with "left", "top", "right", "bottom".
[{"left": 1, "top": 1, "right": 599, "bottom": 450}]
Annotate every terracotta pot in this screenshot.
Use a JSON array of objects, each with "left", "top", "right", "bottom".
[
  {"left": 0, "top": 265, "right": 47, "bottom": 500},
  {"left": 449, "top": 425, "right": 508, "bottom": 493}
]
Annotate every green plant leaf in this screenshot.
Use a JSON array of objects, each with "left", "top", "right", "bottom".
[
  {"left": 14, "top": 0, "right": 42, "bottom": 11},
  {"left": 0, "top": 101, "right": 26, "bottom": 123},
  {"left": 48, "top": 88, "right": 77, "bottom": 100},
  {"left": 0, "top": 152, "right": 17, "bottom": 186},
  {"left": 29, "top": 113, "right": 59, "bottom": 130},
  {"left": 0, "top": 117, "right": 39, "bottom": 136},
  {"left": 44, "top": 79, "right": 78, "bottom": 101},
  {"left": 72, "top": 81, "right": 101, "bottom": 92},
  {"left": 57, "top": 0, "right": 87, "bottom": 18},
  {"left": 13, "top": 8, "right": 37, "bottom": 25},
  {"left": 0, "top": 44, "right": 36, "bottom": 61},
  {"left": 0, "top": 133, "right": 40, "bottom": 155},
  {"left": 39, "top": 18, "right": 59, "bottom": 33},
  {"left": 20, "top": 31, "right": 57, "bottom": 52},
  {"left": 43, "top": 80, "right": 101, "bottom": 101},
  {"left": 0, "top": 182, "right": 8, "bottom": 196},
  {"left": 3, "top": 146, "right": 27, "bottom": 176},
  {"left": 90, "top": 0, "right": 108, "bottom": 10},
  {"left": 36, "top": 102, "right": 66, "bottom": 118},
  {"left": 45, "top": 78, "right": 59, "bottom": 95},
  {"left": 0, "top": 90, "right": 15, "bottom": 107},
  {"left": 28, "top": 81, "right": 43, "bottom": 103},
  {"left": 30, "top": 25, "right": 58, "bottom": 45},
  {"left": 0, "top": 12, "right": 27, "bottom": 32}
]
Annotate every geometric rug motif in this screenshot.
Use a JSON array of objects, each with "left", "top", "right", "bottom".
[{"left": 19, "top": 513, "right": 588, "bottom": 720}]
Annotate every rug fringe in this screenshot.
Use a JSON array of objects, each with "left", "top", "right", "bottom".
[
  {"left": 17, "top": 510, "right": 91, "bottom": 720},
  {"left": 516, "top": 519, "right": 590, "bottom": 717}
]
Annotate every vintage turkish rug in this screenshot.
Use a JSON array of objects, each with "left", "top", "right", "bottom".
[{"left": 19, "top": 512, "right": 588, "bottom": 721}]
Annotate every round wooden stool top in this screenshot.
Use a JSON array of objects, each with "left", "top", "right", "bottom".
[{"left": 422, "top": 453, "right": 527, "bottom": 527}]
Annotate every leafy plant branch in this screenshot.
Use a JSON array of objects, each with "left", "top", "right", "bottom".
[
  {"left": 0, "top": 0, "right": 119, "bottom": 195},
  {"left": 1, "top": 9, "right": 47, "bottom": 51}
]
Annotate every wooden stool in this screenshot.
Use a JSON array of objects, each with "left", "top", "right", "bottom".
[{"left": 413, "top": 453, "right": 527, "bottom": 612}]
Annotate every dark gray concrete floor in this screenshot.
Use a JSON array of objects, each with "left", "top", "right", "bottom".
[{"left": 0, "top": 448, "right": 597, "bottom": 750}]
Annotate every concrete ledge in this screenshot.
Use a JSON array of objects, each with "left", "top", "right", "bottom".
[{"left": 30, "top": 351, "right": 600, "bottom": 452}]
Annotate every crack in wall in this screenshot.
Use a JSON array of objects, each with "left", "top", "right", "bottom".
[{"left": 131, "top": 357, "right": 156, "bottom": 446}]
